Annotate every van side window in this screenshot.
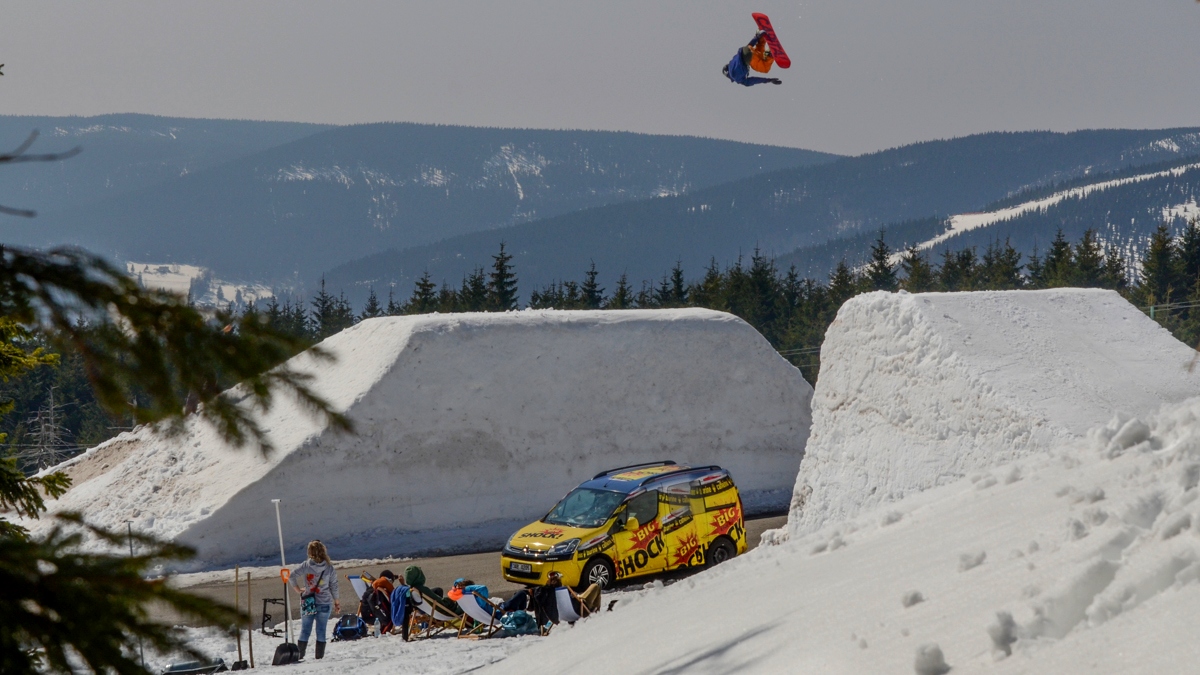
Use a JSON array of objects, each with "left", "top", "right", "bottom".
[{"left": 627, "top": 490, "right": 659, "bottom": 526}]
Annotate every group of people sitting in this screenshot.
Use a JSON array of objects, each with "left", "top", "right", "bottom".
[
  {"left": 289, "top": 538, "right": 605, "bottom": 658},
  {"left": 357, "top": 566, "right": 602, "bottom": 640}
]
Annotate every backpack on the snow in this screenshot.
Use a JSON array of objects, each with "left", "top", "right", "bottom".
[
  {"left": 331, "top": 614, "right": 367, "bottom": 641},
  {"left": 496, "top": 609, "right": 540, "bottom": 637}
]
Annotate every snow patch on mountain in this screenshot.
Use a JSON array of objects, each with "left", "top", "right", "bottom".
[{"left": 895, "top": 162, "right": 1200, "bottom": 263}]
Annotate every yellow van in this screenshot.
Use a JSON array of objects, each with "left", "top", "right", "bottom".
[{"left": 500, "top": 461, "right": 748, "bottom": 590}]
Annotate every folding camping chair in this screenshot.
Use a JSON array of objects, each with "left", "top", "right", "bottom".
[
  {"left": 457, "top": 591, "right": 503, "bottom": 639},
  {"left": 347, "top": 574, "right": 370, "bottom": 601},
  {"left": 406, "top": 588, "right": 461, "bottom": 641},
  {"left": 555, "top": 586, "right": 589, "bottom": 625}
]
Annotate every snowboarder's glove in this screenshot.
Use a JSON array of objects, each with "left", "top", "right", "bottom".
[{"left": 771, "top": 78, "right": 782, "bottom": 85}]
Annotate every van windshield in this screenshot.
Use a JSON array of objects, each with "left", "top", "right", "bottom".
[{"left": 544, "top": 488, "right": 626, "bottom": 528}]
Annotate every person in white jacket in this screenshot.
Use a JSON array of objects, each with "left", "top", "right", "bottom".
[{"left": 289, "top": 540, "right": 341, "bottom": 660}]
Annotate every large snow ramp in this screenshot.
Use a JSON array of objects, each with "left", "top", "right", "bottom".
[
  {"left": 790, "top": 289, "right": 1200, "bottom": 536},
  {"left": 42, "top": 309, "right": 811, "bottom": 568}
]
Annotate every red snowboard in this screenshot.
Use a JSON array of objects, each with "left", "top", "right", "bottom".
[{"left": 751, "top": 12, "right": 791, "bottom": 69}]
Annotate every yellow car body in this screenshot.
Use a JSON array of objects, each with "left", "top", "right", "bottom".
[{"left": 500, "top": 462, "right": 748, "bottom": 590}]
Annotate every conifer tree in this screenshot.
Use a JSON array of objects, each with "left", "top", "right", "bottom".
[
  {"left": 978, "top": 239, "right": 1023, "bottom": 290},
  {"left": 1026, "top": 245, "right": 1045, "bottom": 288},
  {"left": 938, "top": 248, "right": 977, "bottom": 291},
  {"left": 1101, "top": 246, "right": 1129, "bottom": 292},
  {"left": 308, "top": 279, "right": 338, "bottom": 339},
  {"left": 405, "top": 272, "right": 438, "bottom": 314},
  {"left": 864, "top": 231, "right": 898, "bottom": 291},
  {"left": 1136, "top": 224, "right": 1179, "bottom": 307},
  {"left": 606, "top": 273, "right": 634, "bottom": 309},
  {"left": 1042, "top": 229, "right": 1075, "bottom": 288},
  {"left": 690, "top": 258, "right": 724, "bottom": 308},
  {"left": 828, "top": 260, "right": 858, "bottom": 308},
  {"left": 360, "top": 287, "right": 383, "bottom": 320},
  {"left": 1177, "top": 219, "right": 1200, "bottom": 284},
  {"left": 385, "top": 287, "right": 403, "bottom": 316},
  {"left": 581, "top": 262, "right": 605, "bottom": 309},
  {"left": 1073, "top": 229, "right": 1105, "bottom": 287},
  {"left": 437, "top": 282, "right": 460, "bottom": 311},
  {"left": 900, "top": 247, "right": 936, "bottom": 292},
  {"left": 487, "top": 242, "right": 519, "bottom": 311},
  {"left": 459, "top": 268, "right": 488, "bottom": 312}
]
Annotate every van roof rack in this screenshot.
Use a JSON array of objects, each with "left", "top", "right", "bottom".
[
  {"left": 640, "top": 465, "right": 722, "bottom": 486},
  {"left": 593, "top": 460, "right": 677, "bottom": 480}
]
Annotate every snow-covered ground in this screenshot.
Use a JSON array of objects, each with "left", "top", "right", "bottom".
[
  {"left": 792, "top": 289, "right": 1200, "bottom": 536},
  {"left": 38, "top": 309, "right": 810, "bottom": 569},
  {"left": 128, "top": 288, "right": 1200, "bottom": 672},
  {"left": 166, "top": 395, "right": 1200, "bottom": 674},
  {"left": 126, "top": 261, "right": 273, "bottom": 308},
  {"left": 481, "top": 396, "right": 1200, "bottom": 674}
]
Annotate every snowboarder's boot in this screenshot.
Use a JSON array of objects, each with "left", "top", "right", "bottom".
[
  {"left": 296, "top": 640, "right": 308, "bottom": 660},
  {"left": 315, "top": 641, "right": 326, "bottom": 659}
]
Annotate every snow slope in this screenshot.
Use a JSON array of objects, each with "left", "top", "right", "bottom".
[
  {"left": 480, "top": 396, "right": 1200, "bottom": 674},
  {"left": 791, "top": 289, "right": 1200, "bottom": 536},
  {"left": 38, "top": 309, "right": 811, "bottom": 569},
  {"left": 891, "top": 162, "right": 1200, "bottom": 263}
]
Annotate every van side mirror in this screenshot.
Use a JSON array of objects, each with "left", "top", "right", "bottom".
[{"left": 625, "top": 517, "right": 640, "bottom": 532}]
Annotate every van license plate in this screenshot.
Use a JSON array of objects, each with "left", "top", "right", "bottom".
[{"left": 510, "top": 562, "right": 532, "bottom": 573}]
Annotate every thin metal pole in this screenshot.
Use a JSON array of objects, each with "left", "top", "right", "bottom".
[
  {"left": 246, "top": 571, "right": 255, "bottom": 668},
  {"left": 272, "top": 499, "right": 292, "bottom": 643},
  {"left": 126, "top": 521, "right": 145, "bottom": 669},
  {"left": 235, "top": 564, "right": 243, "bottom": 664}
]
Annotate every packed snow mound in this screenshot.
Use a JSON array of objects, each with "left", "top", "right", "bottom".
[
  {"left": 791, "top": 289, "right": 1200, "bottom": 536},
  {"left": 39, "top": 309, "right": 811, "bottom": 568},
  {"left": 480, "top": 397, "right": 1200, "bottom": 674}
]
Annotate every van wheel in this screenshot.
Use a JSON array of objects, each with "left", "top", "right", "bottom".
[
  {"left": 705, "top": 537, "right": 736, "bottom": 569},
  {"left": 580, "top": 557, "right": 615, "bottom": 591}
]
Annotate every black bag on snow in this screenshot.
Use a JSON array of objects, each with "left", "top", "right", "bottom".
[
  {"left": 271, "top": 642, "right": 300, "bottom": 666},
  {"left": 331, "top": 614, "right": 367, "bottom": 641}
]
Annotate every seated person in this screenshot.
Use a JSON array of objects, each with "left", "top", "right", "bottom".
[
  {"left": 368, "top": 570, "right": 397, "bottom": 633},
  {"left": 403, "top": 565, "right": 461, "bottom": 615},
  {"left": 546, "top": 571, "right": 600, "bottom": 620},
  {"left": 459, "top": 582, "right": 532, "bottom": 618}
]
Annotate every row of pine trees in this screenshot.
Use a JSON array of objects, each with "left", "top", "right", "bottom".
[
  {"left": 252, "top": 223, "right": 1200, "bottom": 382},
  {"left": 7, "top": 224, "right": 1199, "bottom": 468}
]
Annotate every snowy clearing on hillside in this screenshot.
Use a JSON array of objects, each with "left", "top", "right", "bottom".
[
  {"left": 478, "top": 396, "right": 1200, "bottom": 674},
  {"left": 792, "top": 289, "right": 1200, "bottom": 536},
  {"left": 889, "top": 162, "right": 1200, "bottom": 264},
  {"left": 126, "top": 261, "right": 273, "bottom": 308},
  {"left": 36, "top": 310, "right": 810, "bottom": 569}
]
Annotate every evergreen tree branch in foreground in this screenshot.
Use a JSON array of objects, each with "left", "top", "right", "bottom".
[
  {"left": 0, "top": 245, "right": 350, "bottom": 454},
  {"left": 0, "top": 514, "right": 243, "bottom": 674}
]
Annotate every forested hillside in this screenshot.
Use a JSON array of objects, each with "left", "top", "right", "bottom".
[
  {"left": 777, "top": 156, "right": 1200, "bottom": 277},
  {"left": 0, "top": 114, "right": 329, "bottom": 219},
  {"left": 326, "top": 129, "right": 1200, "bottom": 301},
  {"left": 28, "top": 123, "right": 836, "bottom": 281}
]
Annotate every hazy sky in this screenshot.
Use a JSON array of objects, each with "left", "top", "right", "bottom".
[{"left": 2, "top": 1, "right": 1199, "bottom": 155}]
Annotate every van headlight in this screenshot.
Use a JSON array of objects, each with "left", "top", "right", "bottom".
[
  {"left": 504, "top": 536, "right": 523, "bottom": 555},
  {"left": 548, "top": 539, "right": 580, "bottom": 557}
]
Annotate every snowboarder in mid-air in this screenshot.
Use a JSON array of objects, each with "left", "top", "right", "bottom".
[{"left": 723, "top": 31, "right": 781, "bottom": 86}]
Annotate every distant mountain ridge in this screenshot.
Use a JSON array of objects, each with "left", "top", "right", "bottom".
[
  {"left": 325, "top": 128, "right": 1200, "bottom": 300},
  {"left": 0, "top": 114, "right": 331, "bottom": 217},
  {"left": 15, "top": 120, "right": 837, "bottom": 281}
]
